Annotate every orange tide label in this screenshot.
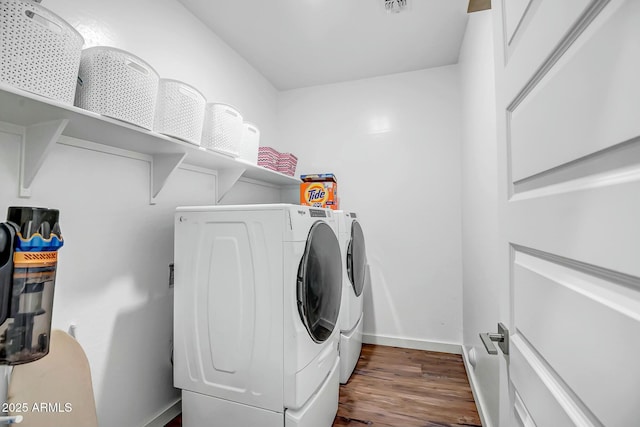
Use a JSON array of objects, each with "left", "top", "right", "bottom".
[
  {"left": 304, "top": 183, "right": 328, "bottom": 204},
  {"left": 13, "top": 251, "right": 58, "bottom": 266},
  {"left": 300, "top": 181, "right": 338, "bottom": 209}
]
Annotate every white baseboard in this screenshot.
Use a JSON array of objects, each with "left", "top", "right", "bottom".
[
  {"left": 362, "top": 333, "right": 462, "bottom": 354},
  {"left": 462, "top": 346, "right": 492, "bottom": 427},
  {"left": 144, "top": 398, "right": 181, "bottom": 427}
]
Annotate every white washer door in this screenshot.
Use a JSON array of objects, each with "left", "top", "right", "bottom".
[
  {"left": 347, "top": 220, "right": 367, "bottom": 297},
  {"left": 297, "top": 221, "right": 342, "bottom": 343}
]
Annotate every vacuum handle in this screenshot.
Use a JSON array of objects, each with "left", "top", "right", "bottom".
[{"left": 0, "top": 224, "right": 16, "bottom": 326}]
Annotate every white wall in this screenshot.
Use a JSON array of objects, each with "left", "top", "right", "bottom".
[
  {"left": 277, "top": 67, "right": 463, "bottom": 347},
  {"left": 1, "top": 1, "right": 282, "bottom": 426},
  {"left": 459, "top": 10, "right": 499, "bottom": 427}
]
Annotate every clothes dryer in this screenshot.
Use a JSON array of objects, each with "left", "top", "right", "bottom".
[
  {"left": 174, "top": 204, "right": 342, "bottom": 427},
  {"left": 335, "top": 211, "right": 368, "bottom": 384}
]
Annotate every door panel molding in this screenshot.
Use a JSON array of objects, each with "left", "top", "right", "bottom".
[
  {"left": 513, "top": 249, "right": 640, "bottom": 426},
  {"left": 510, "top": 335, "right": 602, "bottom": 427},
  {"left": 513, "top": 391, "right": 536, "bottom": 427},
  {"left": 504, "top": 0, "right": 539, "bottom": 53},
  {"left": 508, "top": 182, "right": 640, "bottom": 277},
  {"left": 505, "top": 0, "right": 610, "bottom": 105},
  {"left": 512, "top": 245, "right": 640, "bottom": 290},
  {"left": 509, "top": 0, "right": 640, "bottom": 182},
  {"left": 512, "top": 136, "right": 640, "bottom": 197}
]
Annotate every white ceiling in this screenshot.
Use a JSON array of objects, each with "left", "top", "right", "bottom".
[{"left": 178, "top": 0, "right": 470, "bottom": 91}]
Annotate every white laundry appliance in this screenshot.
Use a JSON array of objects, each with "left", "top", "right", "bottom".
[
  {"left": 335, "top": 211, "right": 368, "bottom": 384},
  {"left": 173, "top": 204, "right": 343, "bottom": 427}
]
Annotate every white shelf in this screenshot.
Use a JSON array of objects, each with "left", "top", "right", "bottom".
[{"left": 0, "top": 83, "right": 299, "bottom": 202}]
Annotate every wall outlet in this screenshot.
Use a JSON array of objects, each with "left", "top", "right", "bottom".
[{"left": 169, "top": 263, "right": 174, "bottom": 288}]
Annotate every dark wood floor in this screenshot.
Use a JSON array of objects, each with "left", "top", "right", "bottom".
[
  {"left": 165, "top": 344, "right": 481, "bottom": 427},
  {"left": 334, "top": 344, "right": 480, "bottom": 426}
]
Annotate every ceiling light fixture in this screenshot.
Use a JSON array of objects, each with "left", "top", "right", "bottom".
[{"left": 384, "top": 0, "right": 408, "bottom": 14}]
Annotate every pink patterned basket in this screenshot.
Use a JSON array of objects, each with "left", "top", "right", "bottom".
[
  {"left": 277, "top": 153, "right": 298, "bottom": 176},
  {"left": 257, "top": 147, "right": 298, "bottom": 175},
  {"left": 258, "top": 146, "right": 279, "bottom": 171}
]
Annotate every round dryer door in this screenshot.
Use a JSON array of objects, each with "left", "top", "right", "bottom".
[
  {"left": 297, "top": 221, "right": 342, "bottom": 343},
  {"left": 347, "top": 220, "right": 367, "bottom": 297}
]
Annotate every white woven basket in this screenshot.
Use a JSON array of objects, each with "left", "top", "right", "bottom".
[
  {"left": 201, "top": 103, "right": 243, "bottom": 157},
  {"left": 75, "top": 47, "right": 159, "bottom": 130},
  {"left": 153, "top": 79, "right": 206, "bottom": 145},
  {"left": 239, "top": 122, "right": 260, "bottom": 164},
  {"left": 0, "top": 0, "right": 84, "bottom": 104}
]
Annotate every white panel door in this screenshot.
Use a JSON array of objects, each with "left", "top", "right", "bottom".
[{"left": 492, "top": 0, "right": 640, "bottom": 426}]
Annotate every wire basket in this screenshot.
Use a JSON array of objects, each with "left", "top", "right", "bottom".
[
  {"left": 153, "top": 79, "right": 206, "bottom": 145},
  {"left": 201, "top": 103, "right": 243, "bottom": 157},
  {"left": 239, "top": 122, "right": 260, "bottom": 164},
  {"left": 75, "top": 47, "right": 159, "bottom": 130},
  {"left": 0, "top": 0, "right": 84, "bottom": 104}
]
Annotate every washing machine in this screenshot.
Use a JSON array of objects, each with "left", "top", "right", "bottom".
[
  {"left": 335, "top": 211, "right": 368, "bottom": 384},
  {"left": 173, "top": 204, "right": 342, "bottom": 427}
]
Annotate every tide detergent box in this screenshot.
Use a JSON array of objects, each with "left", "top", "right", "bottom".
[{"left": 300, "top": 173, "right": 339, "bottom": 210}]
